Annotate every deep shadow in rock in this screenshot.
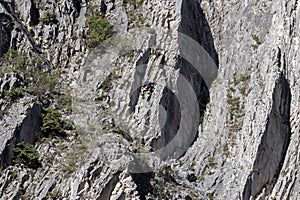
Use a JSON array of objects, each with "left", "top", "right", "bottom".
[
  {"left": 150, "top": 0, "right": 218, "bottom": 156},
  {"left": 0, "top": 13, "right": 14, "bottom": 56},
  {"left": 130, "top": 172, "right": 154, "bottom": 200},
  {"left": 179, "top": 0, "right": 219, "bottom": 66},
  {"left": 129, "top": 49, "right": 151, "bottom": 113},
  {"left": 151, "top": 87, "right": 181, "bottom": 151},
  {"left": 242, "top": 74, "right": 291, "bottom": 200}
]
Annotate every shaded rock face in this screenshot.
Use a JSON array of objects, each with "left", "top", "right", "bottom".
[
  {"left": 29, "top": 0, "right": 40, "bottom": 26},
  {"left": 0, "top": 73, "right": 22, "bottom": 98},
  {"left": 0, "top": 99, "right": 41, "bottom": 169},
  {"left": 243, "top": 75, "right": 291, "bottom": 199},
  {"left": 179, "top": 0, "right": 219, "bottom": 66},
  {"left": 151, "top": 87, "right": 181, "bottom": 152},
  {"left": 129, "top": 49, "right": 151, "bottom": 113},
  {"left": 0, "top": 13, "right": 13, "bottom": 56}
]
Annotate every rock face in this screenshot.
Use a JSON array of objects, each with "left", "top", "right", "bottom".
[
  {"left": 1, "top": 0, "right": 300, "bottom": 199},
  {"left": 243, "top": 75, "right": 291, "bottom": 199},
  {"left": 0, "top": 97, "right": 41, "bottom": 169}
]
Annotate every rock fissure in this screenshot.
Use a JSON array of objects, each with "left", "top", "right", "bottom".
[{"left": 243, "top": 75, "right": 291, "bottom": 200}]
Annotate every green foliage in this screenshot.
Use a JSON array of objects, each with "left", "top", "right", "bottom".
[
  {"left": 99, "top": 71, "right": 121, "bottom": 92},
  {"left": 58, "top": 139, "right": 88, "bottom": 175},
  {"left": 13, "top": 142, "right": 41, "bottom": 169},
  {"left": 41, "top": 107, "right": 76, "bottom": 138},
  {"left": 227, "top": 72, "right": 251, "bottom": 132},
  {"left": 26, "top": 70, "right": 59, "bottom": 96},
  {"left": 41, "top": 108, "right": 66, "bottom": 137},
  {"left": 251, "top": 34, "right": 262, "bottom": 49},
  {"left": 40, "top": 12, "right": 56, "bottom": 24},
  {"left": 62, "top": 119, "right": 76, "bottom": 130},
  {"left": 0, "top": 48, "right": 59, "bottom": 99},
  {"left": 0, "top": 49, "right": 27, "bottom": 77},
  {"left": 113, "top": 125, "right": 132, "bottom": 141},
  {"left": 207, "top": 157, "right": 217, "bottom": 168},
  {"left": 45, "top": 189, "right": 62, "bottom": 199},
  {"left": 86, "top": 15, "right": 113, "bottom": 48},
  {"left": 252, "top": 34, "right": 262, "bottom": 45},
  {"left": 113, "top": 126, "right": 124, "bottom": 134},
  {"left": 4, "top": 87, "right": 24, "bottom": 101},
  {"left": 57, "top": 92, "right": 72, "bottom": 113},
  {"left": 124, "top": 0, "right": 144, "bottom": 7},
  {"left": 207, "top": 193, "right": 214, "bottom": 200},
  {"left": 8, "top": 171, "right": 17, "bottom": 179}
]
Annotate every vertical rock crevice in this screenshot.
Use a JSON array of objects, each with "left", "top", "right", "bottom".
[
  {"left": 151, "top": 87, "right": 181, "bottom": 151},
  {"left": 97, "top": 172, "right": 120, "bottom": 200},
  {"left": 129, "top": 49, "right": 151, "bottom": 113},
  {"left": 72, "top": 0, "right": 82, "bottom": 17},
  {"left": 177, "top": 0, "right": 218, "bottom": 116},
  {"left": 179, "top": 0, "right": 219, "bottom": 66},
  {"left": 130, "top": 172, "right": 154, "bottom": 200},
  {"left": 150, "top": 0, "right": 218, "bottom": 156},
  {"left": 0, "top": 13, "right": 13, "bottom": 56},
  {"left": 29, "top": 0, "right": 39, "bottom": 26},
  {"left": 0, "top": 102, "right": 41, "bottom": 169},
  {"left": 243, "top": 74, "right": 291, "bottom": 200}
]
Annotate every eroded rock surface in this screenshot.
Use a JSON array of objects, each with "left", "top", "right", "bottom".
[{"left": 0, "top": 0, "right": 300, "bottom": 200}]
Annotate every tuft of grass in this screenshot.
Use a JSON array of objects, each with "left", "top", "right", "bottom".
[
  {"left": 207, "top": 193, "right": 214, "bottom": 200},
  {"left": 8, "top": 171, "right": 17, "bottom": 179},
  {"left": 251, "top": 34, "right": 262, "bottom": 49},
  {"left": 252, "top": 34, "right": 262, "bottom": 45},
  {"left": 98, "top": 71, "right": 121, "bottom": 92}
]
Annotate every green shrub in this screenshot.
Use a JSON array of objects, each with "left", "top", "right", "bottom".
[
  {"left": 45, "top": 189, "right": 62, "bottom": 199},
  {"left": 29, "top": 70, "right": 59, "bottom": 95},
  {"left": 40, "top": 12, "right": 56, "bottom": 24},
  {"left": 57, "top": 93, "right": 72, "bottom": 113},
  {"left": 63, "top": 119, "right": 76, "bottom": 130},
  {"left": 41, "top": 108, "right": 65, "bottom": 137},
  {"left": 207, "top": 193, "right": 214, "bottom": 200},
  {"left": 4, "top": 87, "right": 24, "bottom": 101},
  {"left": 0, "top": 49, "right": 27, "bottom": 77},
  {"left": 0, "top": 49, "right": 59, "bottom": 98},
  {"left": 13, "top": 142, "right": 41, "bottom": 169},
  {"left": 86, "top": 16, "right": 113, "bottom": 48}
]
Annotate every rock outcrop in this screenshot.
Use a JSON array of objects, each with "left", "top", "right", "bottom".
[{"left": 0, "top": 0, "right": 300, "bottom": 200}]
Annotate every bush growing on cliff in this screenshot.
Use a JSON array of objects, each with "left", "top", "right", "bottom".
[
  {"left": 86, "top": 15, "right": 113, "bottom": 48},
  {"left": 41, "top": 108, "right": 66, "bottom": 137},
  {"left": 4, "top": 87, "right": 24, "bottom": 101},
  {"left": 13, "top": 141, "right": 41, "bottom": 169},
  {"left": 0, "top": 49, "right": 27, "bottom": 76},
  {"left": 25, "top": 69, "right": 59, "bottom": 97},
  {"left": 39, "top": 12, "right": 56, "bottom": 24},
  {"left": 41, "top": 107, "right": 75, "bottom": 137},
  {"left": 0, "top": 48, "right": 60, "bottom": 99}
]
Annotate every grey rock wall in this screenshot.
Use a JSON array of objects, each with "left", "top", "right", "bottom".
[
  {"left": 0, "top": 97, "right": 41, "bottom": 169},
  {"left": 0, "top": 0, "right": 300, "bottom": 199}
]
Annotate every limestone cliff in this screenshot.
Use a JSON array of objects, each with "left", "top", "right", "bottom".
[{"left": 0, "top": 0, "right": 299, "bottom": 200}]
